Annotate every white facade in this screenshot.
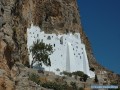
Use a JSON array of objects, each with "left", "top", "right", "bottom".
[{"left": 27, "top": 24, "right": 95, "bottom": 78}]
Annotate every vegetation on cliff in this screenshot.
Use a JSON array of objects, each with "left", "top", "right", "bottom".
[{"left": 29, "top": 39, "right": 53, "bottom": 67}]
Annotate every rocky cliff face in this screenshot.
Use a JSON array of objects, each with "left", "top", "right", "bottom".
[{"left": 0, "top": 0, "right": 120, "bottom": 89}]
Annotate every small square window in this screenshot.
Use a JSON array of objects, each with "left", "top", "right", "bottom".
[
  {"left": 54, "top": 44, "right": 55, "bottom": 47},
  {"left": 80, "top": 56, "right": 81, "bottom": 59},
  {"left": 37, "top": 34, "right": 39, "bottom": 37}
]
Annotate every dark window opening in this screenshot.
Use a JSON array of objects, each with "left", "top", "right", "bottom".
[
  {"left": 80, "top": 56, "right": 81, "bottom": 59},
  {"left": 54, "top": 44, "right": 55, "bottom": 47},
  {"left": 60, "top": 37, "right": 63, "bottom": 44},
  {"left": 37, "top": 34, "right": 39, "bottom": 37},
  {"left": 47, "top": 36, "right": 51, "bottom": 40}
]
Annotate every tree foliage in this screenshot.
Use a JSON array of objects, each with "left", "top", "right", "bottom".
[{"left": 30, "top": 39, "right": 53, "bottom": 67}]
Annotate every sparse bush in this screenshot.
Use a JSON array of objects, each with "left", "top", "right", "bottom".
[
  {"left": 63, "top": 71, "right": 72, "bottom": 77},
  {"left": 28, "top": 73, "right": 40, "bottom": 84},
  {"left": 79, "top": 87, "right": 84, "bottom": 90},
  {"left": 62, "top": 76, "right": 66, "bottom": 80},
  {"left": 70, "top": 82, "right": 78, "bottom": 90},
  {"left": 41, "top": 82, "right": 71, "bottom": 90},
  {"left": 72, "top": 71, "right": 84, "bottom": 77}
]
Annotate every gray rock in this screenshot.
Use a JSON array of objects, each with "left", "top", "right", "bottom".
[{"left": 0, "top": 69, "right": 6, "bottom": 76}]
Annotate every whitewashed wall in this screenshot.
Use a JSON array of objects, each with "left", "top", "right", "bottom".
[{"left": 27, "top": 24, "right": 95, "bottom": 78}]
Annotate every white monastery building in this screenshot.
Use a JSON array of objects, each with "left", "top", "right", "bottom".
[{"left": 27, "top": 24, "right": 95, "bottom": 78}]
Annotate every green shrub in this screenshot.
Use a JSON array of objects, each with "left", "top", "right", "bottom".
[
  {"left": 28, "top": 73, "right": 40, "bottom": 84},
  {"left": 72, "top": 71, "right": 84, "bottom": 77},
  {"left": 79, "top": 87, "right": 84, "bottom": 90},
  {"left": 41, "top": 82, "right": 70, "bottom": 90},
  {"left": 70, "top": 82, "right": 78, "bottom": 90},
  {"left": 63, "top": 71, "right": 72, "bottom": 77}
]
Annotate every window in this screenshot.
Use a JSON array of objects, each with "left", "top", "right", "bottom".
[
  {"left": 80, "top": 56, "right": 81, "bottom": 59},
  {"left": 78, "top": 53, "right": 80, "bottom": 55},
  {"left": 76, "top": 46, "right": 78, "bottom": 48},
  {"left": 60, "top": 37, "right": 63, "bottom": 44},
  {"left": 54, "top": 44, "right": 55, "bottom": 47},
  {"left": 56, "top": 68, "right": 60, "bottom": 71},
  {"left": 47, "top": 36, "right": 51, "bottom": 40},
  {"left": 37, "top": 34, "right": 39, "bottom": 37}
]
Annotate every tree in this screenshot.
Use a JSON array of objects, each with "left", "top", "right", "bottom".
[{"left": 29, "top": 39, "right": 53, "bottom": 68}]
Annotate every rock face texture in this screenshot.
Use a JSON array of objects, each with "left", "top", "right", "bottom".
[{"left": 0, "top": 0, "right": 120, "bottom": 89}]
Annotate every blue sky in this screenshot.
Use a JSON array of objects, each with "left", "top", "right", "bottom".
[{"left": 77, "top": 0, "right": 120, "bottom": 74}]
